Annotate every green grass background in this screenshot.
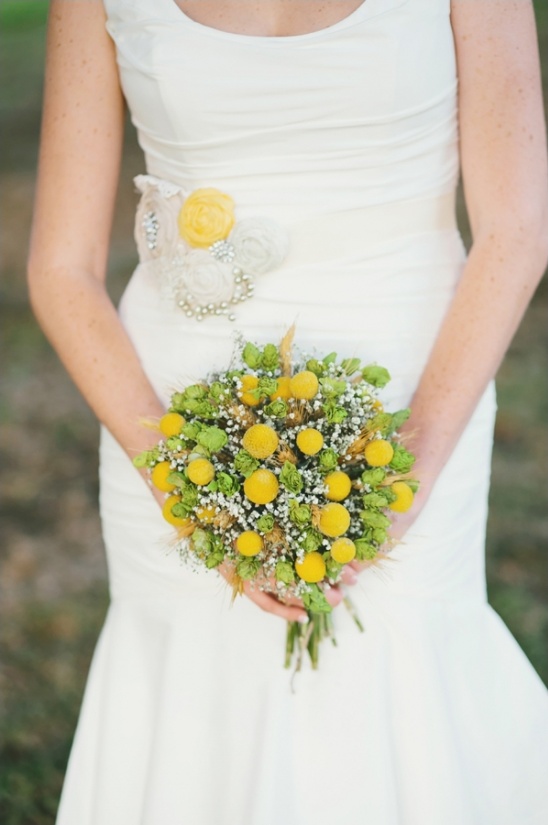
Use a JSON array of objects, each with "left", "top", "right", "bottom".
[{"left": 0, "top": 1, "right": 547, "bottom": 823}]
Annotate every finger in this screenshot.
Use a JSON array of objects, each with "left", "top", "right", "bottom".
[
  {"left": 255, "top": 575, "right": 305, "bottom": 608},
  {"left": 244, "top": 584, "right": 308, "bottom": 624},
  {"left": 278, "top": 593, "right": 305, "bottom": 608},
  {"left": 324, "top": 584, "right": 344, "bottom": 608},
  {"left": 339, "top": 565, "right": 358, "bottom": 585},
  {"left": 349, "top": 559, "right": 375, "bottom": 573}
]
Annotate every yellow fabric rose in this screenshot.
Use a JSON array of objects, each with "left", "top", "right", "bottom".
[{"left": 178, "top": 187, "right": 235, "bottom": 248}]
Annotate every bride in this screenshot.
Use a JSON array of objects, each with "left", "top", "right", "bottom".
[{"left": 28, "top": 1, "right": 548, "bottom": 823}]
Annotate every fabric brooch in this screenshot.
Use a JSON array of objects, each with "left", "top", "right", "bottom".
[{"left": 134, "top": 175, "right": 289, "bottom": 321}]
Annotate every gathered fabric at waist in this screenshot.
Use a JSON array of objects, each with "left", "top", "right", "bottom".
[
  {"left": 132, "top": 173, "right": 461, "bottom": 325},
  {"left": 284, "top": 190, "right": 457, "bottom": 266}
]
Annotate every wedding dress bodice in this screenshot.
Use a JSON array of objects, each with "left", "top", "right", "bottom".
[{"left": 105, "top": 0, "right": 458, "bottom": 221}]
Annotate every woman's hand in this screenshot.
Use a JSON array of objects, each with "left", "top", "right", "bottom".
[{"left": 217, "top": 562, "right": 357, "bottom": 623}]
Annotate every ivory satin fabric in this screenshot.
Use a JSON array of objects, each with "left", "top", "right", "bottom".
[{"left": 55, "top": 1, "right": 548, "bottom": 823}]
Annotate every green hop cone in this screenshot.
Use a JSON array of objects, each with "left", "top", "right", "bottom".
[
  {"left": 391, "top": 408, "right": 411, "bottom": 430},
  {"left": 362, "top": 491, "right": 393, "bottom": 508},
  {"left": 301, "top": 528, "right": 323, "bottom": 552},
  {"left": 360, "top": 510, "right": 391, "bottom": 530},
  {"left": 208, "top": 381, "right": 232, "bottom": 403},
  {"left": 165, "top": 471, "right": 187, "bottom": 488},
  {"left": 361, "top": 364, "right": 391, "bottom": 388},
  {"left": 275, "top": 560, "right": 295, "bottom": 585},
  {"left": 318, "top": 448, "right": 339, "bottom": 474},
  {"left": 258, "top": 376, "right": 278, "bottom": 397},
  {"left": 191, "top": 528, "right": 212, "bottom": 554},
  {"left": 242, "top": 342, "right": 262, "bottom": 369},
  {"left": 197, "top": 426, "right": 228, "bottom": 453},
  {"left": 263, "top": 398, "right": 288, "bottom": 418},
  {"left": 325, "top": 556, "right": 343, "bottom": 581},
  {"left": 171, "top": 500, "right": 193, "bottom": 519},
  {"left": 289, "top": 500, "right": 312, "bottom": 526},
  {"left": 166, "top": 436, "right": 187, "bottom": 451},
  {"left": 256, "top": 513, "right": 275, "bottom": 533},
  {"left": 279, "top": 461, "right": 303, "bottom": 494},
  {"left": 132, "top": 448, "right": 158, "bottom": 469},
  {"left": 261, "top": 343, "right": 280, "bottom": 371},
  {"left": 319, "top": 377, "right": 347, "bottom": 398},
  {"left": 354, "top": 538, "right": 378, "bottom": 561},
  {"left": 181, "top": 421, "right": 203, "bottom": 440},
  {"left": 368, "top": 412, "right": 394, "bottom": 436},
  {"left": 180, "top": 485, "right": 199, "bottom": 509},
  {"left": 305, "top": 358, "right": 326, "bottom": 377},
  {"left": 233, "top": 449, "right": 260, "bottom": 477},
  {"left": 372, "top": 527, "right": 388, "bottom": 545},
  {"left": 216, "top": 472, "right": 240, "bottom": 496},
  {"left": 236, "top": 557, "right": 261, "bottom": 580},
  {"left": 361, "top": 468, "right": 386, "bottom": 487},
  {"left": 301, "top": 584, "right": 331, "bottom": 614},
  {"left": 324, "top": 404, "right": 348, "bottom": 424},
  {"left": 389, "top": 444, "right": 416, "bottom": 473}
]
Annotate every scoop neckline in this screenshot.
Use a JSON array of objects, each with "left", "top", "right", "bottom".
[{"left": 166, "top": 0, "right": 373, "bottom": 43}]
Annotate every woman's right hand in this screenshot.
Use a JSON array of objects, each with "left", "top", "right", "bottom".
[{"left": 218, "top": 559, "right": 357, "bottom": 623}]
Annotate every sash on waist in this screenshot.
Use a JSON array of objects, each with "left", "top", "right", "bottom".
[
  {"left": 284, "top": 191, "right": 457, "bottom": 266},
  {"left": 133, "top": 173, "right": 457, "bottom": 322}
]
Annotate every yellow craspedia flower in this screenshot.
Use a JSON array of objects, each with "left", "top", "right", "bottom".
[
  {"left": 187, "top": 458, "right": 215, "bottom": 486},
  {"left": 195, "top": 505, "right": 216, "bottom": 524},
  {"left": 243, "top": 469, "right": 279, "bottom": 505},
  {"left": 295, "top": 551, "right": 326, "bottom": 583},
  {"left": 319, "top": 502, "right": 351, "bottom": 537},
  {"left": 177, "top": 187, "right": 235, "bottom": 248},
  {"left": 372, "top": 399, "right": 384, "bottom": 412},
  {"left": 296, "top": 428, "right": 324, "bottom": 456},
  {"left": 389, "top": 481, "right": 415, "bottom": 513},
  {"left": 364, "top": 439, "right": 394, "bottom": 467},
  {"left": 330, "top": 537, "right": 356, "bottom": 565},
  {"left": 324, "top": 471, "right": 352, "bottom": 501},
  {"left": 151, "top": 461, "right": 176, "bottom": 492},
  {"left": 238, "top": 374, "right": 260, "bottom": 406},
  {"left": 242, "top": 423, "right": 279, "bottom": 459},
  {"left": 236, "top": 531, "right": 264, "bottom": 557},
  {"left": 289, "top": 370, "right": 319, "bottom": 400},
  {"left": 270, "top": 376, "right": 291, "bottom": 400},
  {"left": 162, "top": 495, "right": 191, "bottom": 527},
  {"left": 159, "top": 412, "right": 185, "bottom": 438}
]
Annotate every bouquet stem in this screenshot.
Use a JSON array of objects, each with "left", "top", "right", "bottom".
[{"left": 285, "top": 595, "right": 364, "bottom": 677}]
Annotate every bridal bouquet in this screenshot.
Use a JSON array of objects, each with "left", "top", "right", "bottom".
[{"left": 133, "top": 326, "right": 418, "bottom": 670}]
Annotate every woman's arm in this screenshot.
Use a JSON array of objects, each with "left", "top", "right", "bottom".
[
  {"left": 387, "top": 0, "right": 548, "bottom": 541},
  {"left": 27, "top": 0, "right": 165, "bottom": 462},
  {"left": 26, "top": 0, "right": 318, "bottom": 622}
]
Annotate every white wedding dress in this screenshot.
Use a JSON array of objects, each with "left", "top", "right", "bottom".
[{"left": 55, "top": 1, "right": 548, "bottom": 823}]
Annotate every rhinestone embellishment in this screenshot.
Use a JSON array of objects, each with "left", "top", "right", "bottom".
[
  {"left": 141, "top": 210, "right": 159, "bottom": 250},
  {"left": 209, "top": 239, "right": 236, "bottom": 263}
]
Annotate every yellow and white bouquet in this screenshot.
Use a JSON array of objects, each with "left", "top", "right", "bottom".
[{"left": 134, "top": 327, "right": 418, "bottom": 670}]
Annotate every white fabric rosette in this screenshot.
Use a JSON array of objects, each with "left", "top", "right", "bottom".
[
  {"left": 173, "top": 248, "right": 234, "bottom": 308},
  {"left": 134, "top": 174, "right": 184, "bottom": 263},
  {"left": 229, "top": 217, "right": 289, "bottom": 276}
]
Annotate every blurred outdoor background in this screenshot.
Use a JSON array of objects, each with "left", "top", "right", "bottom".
[{"left": 1, "top": 1, "right": 547, "bottom": 822}]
